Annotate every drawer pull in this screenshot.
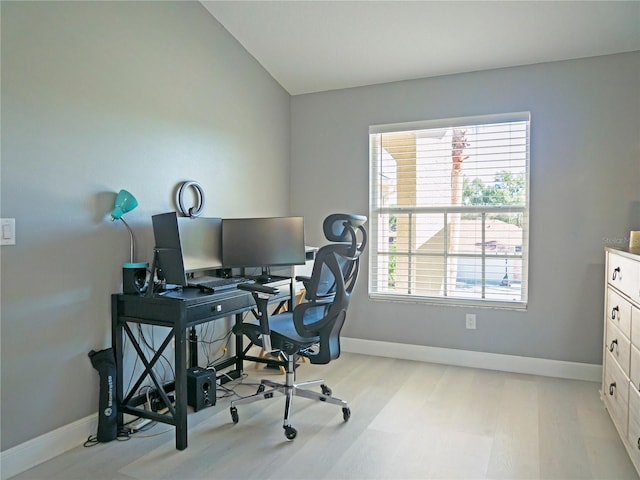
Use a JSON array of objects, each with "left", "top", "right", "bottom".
[
  {"left": 611, "top": 306, "right": 619, "bottom": 320},
  {"left": 612, "top": 267, "right": 620, "bottom": 281},
  {"left": 637, "top": 438, "right": 640, "bottom": 450},
  {"left": 609, "top": 339, "right": 618, "bottom": 353},
  {"left": 609, "top": 382, "right": 617, "bottom": 396}
]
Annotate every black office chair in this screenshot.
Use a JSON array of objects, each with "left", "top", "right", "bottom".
[{"left": 230, "top": 213, "right": 367, "bottom": 440}]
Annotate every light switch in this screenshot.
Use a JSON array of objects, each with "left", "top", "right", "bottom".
[{"left": 1, "top": 218, "right": 16, "bottom": 245}]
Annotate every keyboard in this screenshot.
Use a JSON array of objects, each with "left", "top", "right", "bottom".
[{"left": 188, "top": 276, "right": 254, "bottom": 293}]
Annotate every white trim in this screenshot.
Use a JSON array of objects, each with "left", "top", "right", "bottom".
[
  {"left": 1, "top": 414, "right": 97, "bottom": 480},
  {"left": 342, "top": 337, "right": 602, "bottom": 382},
  {"left": 368, "top": 292, "right": 528, "bottom": 311},
  {"left": 368, "top": 113, "right": 531, "bottom": 307}
]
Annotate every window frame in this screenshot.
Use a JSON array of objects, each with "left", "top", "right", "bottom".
[{"left": 368, "top": 112, "right": 530, "bottom": 310}]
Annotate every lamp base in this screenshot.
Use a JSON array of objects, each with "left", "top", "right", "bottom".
[{"left": 123, "top": 263, "right": 149, "bottom": 294}]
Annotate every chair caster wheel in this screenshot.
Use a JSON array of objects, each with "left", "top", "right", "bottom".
[
  {"left": 321, "top": 384, "right": 332, "bottom": 396},
  {"left": 230, "top": 406, "right": 239, "bottom": 423},
  {"left": 257, "top": 384, "right": 265, "bottom": 394},
  {"left": 342, "top": 407, "right": 351, "bottom": 421},
  {"left": 284, "top": 426, "right": 297, "bottom": 440}
]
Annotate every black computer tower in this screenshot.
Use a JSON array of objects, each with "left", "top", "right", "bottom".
[{"left": 186, "top": 367, "right": 217, "bottom": 411}]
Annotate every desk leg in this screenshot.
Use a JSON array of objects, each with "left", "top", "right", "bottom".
[
  {"left": 234, "top": 312, "right": 244, "bottom": 373},
  {"left": 288, "top": 278, "right": 294, "bottom": 312},
  {"left": 174, "top": 324, "right": 188, "bottom": 450}
]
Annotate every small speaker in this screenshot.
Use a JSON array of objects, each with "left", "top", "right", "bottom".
[
  {"left": 187, "top": 367, "right": 217, "bottom": 412},
  {"left": 123, "top": 265, "right": 148, "bottom": 294}
]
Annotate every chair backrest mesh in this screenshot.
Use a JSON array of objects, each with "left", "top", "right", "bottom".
[{"left": 296, "top": 214, "right": 367, "bottom": 364}]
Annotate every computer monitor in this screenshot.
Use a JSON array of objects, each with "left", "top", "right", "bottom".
[
  {"left": 152, "top": 212, "right": 222, "bottom": 286},
  {"left": 222, "top": 216, "right": 306, "bottom": 280}
]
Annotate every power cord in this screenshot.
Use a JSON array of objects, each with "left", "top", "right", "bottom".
[{"left": 83, "top": 428, "right": 130, "bottom": 447}]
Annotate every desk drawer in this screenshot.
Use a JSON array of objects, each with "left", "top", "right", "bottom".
[
  {"left": 115, "top": 295, "right": 183, "bottom": 325},
  {"left": 187, "top": 291, "right": 254, "bottom": 322}
]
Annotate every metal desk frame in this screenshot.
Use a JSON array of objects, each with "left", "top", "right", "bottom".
[{"left": 111, "top": 277, "right": 291, "bottom": 450}]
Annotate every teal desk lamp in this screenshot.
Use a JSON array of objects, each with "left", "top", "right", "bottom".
[{"left": 110, "top": 189, "right": 148, "bottom": 293}]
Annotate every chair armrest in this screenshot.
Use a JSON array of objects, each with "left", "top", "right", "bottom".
[
  {"left": 292, "top": 297, "right": 333, "bottom": 338},
  {"left": 295, "top": 276, "right": 312, "bottom": 301}
]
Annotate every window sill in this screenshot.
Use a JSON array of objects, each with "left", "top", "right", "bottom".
[{"left": 368, "top": 293, "right": 528, "bottom": 311}]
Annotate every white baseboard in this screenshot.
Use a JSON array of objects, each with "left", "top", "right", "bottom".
[
  {"left": 1, "top": 341, "right": 601, "bottom": 479},
  {"left": 1, "top": 414, "right": 97, "bottom": 480},
  {"left": 341, "top": 337, "right": 602, "bottom": 382}
]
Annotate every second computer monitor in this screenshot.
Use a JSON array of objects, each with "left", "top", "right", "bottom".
[
  {"left": 221, "top": 216, "right": 306, "bottom": 272},
  {"left": 152, "top": 212, "right": 223, "bottom": 286}
]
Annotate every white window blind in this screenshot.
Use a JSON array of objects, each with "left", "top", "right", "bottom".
[{"left": 369, "top": 112, "right": 530, "bottom": 308}]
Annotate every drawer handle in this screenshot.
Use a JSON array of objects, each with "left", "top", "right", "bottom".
[
  {"left": 609, "top": 382, "right": 617, "bottom": 396},
  {"left": 611, "top": 306, "right": 619, "bottom": 320},
  {"left": 612, "top": 267, "right": 620, "bottom": 280},
  {"left": 637, "top": 438, "right": 640, "bottom": 450},
  {"left": 609, "top": 339, "right": 618, "bottom": 353}
]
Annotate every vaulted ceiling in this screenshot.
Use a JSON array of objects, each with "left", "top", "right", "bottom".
[{"left": 202, "top": 1, "right": 640, "bottom": 95}]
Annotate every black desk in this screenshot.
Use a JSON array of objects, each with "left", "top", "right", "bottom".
[{"left": 111, "top": 277, "right": 291, "bottom": 450}]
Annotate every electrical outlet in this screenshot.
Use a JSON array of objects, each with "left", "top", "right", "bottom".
[{"left": 466, "top": 313, "right": 476, "bottom": 330}]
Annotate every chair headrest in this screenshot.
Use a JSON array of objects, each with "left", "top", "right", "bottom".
[{"left": 323, "top": 213, "right": 367, "bottom": 242}]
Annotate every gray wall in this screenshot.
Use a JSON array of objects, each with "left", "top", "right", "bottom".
[
  {"left": 0, "top": 1, "right": 290, "bottom": 450},
  {"left": 2, "top": 0, "right": 639, "bottom": 454},
  {"left": 291, "top": 52, "right": 640, "bottom": 366}
]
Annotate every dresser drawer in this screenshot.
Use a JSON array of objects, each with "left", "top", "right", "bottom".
[
  {"left": 607, "top": 287, "right": 633, "bottom": 339},
  {"left": 633, "top": 305, "right": 640, "bottom": 348},
  {"left": 631, "top": 345, "right": 640, "bottom": 393},
  {"left": 607, "top": 319, "right": 631, "bottom": 376},
  {"left": 609, "top": 251, "right": 640, "bottom": 303},
  {"left": 604, "top": 350, "right": 630, "bottom": 436},
  {"left": 628, "top": 387, "right": 640, "bottom": 470}
]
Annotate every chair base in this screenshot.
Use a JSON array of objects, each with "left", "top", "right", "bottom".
[{"left": 230, "top": 354, "right": 350, "bottom": 440}]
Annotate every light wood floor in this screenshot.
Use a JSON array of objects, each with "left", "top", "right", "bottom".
[{"left": 9, "top": 352, "right": 640, "bottom": 480}]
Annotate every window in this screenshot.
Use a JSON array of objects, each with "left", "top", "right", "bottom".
[{"left": 369, "top": 112, "right": 530, "bottom": 309}]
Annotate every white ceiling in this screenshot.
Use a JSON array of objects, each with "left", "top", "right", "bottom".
[{"left": 202, "top": 1, "right": 640, "bottom": 96}]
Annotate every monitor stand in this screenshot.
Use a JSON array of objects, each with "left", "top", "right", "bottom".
[{"left": 255, "top": 267, "right": 273, "bottom": 284}]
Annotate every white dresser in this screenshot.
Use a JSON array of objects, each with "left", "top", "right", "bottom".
[{"left": 603, "top": 247, "right": 640, "bottom": 474}]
